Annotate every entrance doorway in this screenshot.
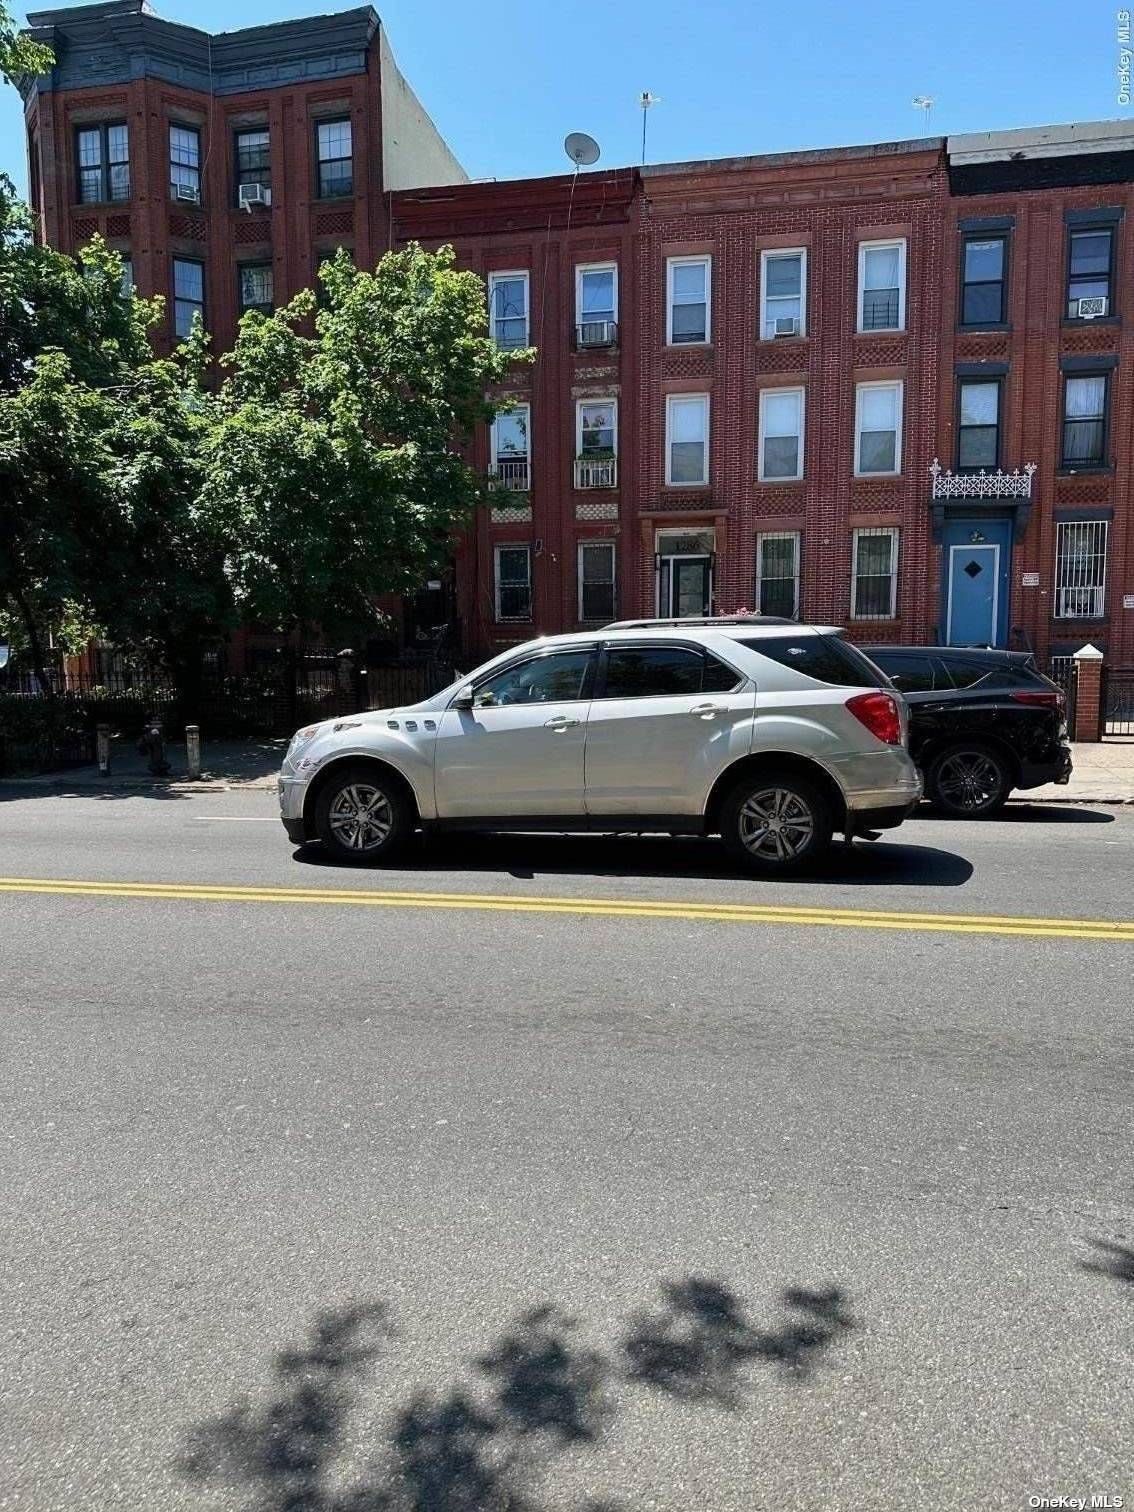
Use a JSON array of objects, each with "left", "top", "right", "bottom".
[
  {"left": 655, "top": 529, "right": 714, "bottom": 618},
  {"left": 942, "top": 518, "right": 1012, "bottom": 646}
]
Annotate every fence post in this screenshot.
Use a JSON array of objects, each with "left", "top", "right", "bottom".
[
  {"left": 96, "top": 722, "right": 111, "bottom": 775},
  {"left": 185, "top": 724, "right": 201, "bottom": 780},
  {"left": 1072, "top": 643, "right": 1104, "bottom": 743}
]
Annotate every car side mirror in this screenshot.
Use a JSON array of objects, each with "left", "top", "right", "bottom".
[{"left": 452, "top": 685, "right": 475, "bottom": 710}]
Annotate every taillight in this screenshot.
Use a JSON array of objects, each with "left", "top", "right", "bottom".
[
  {"left": 846, "top": 691, "right": 902, "bottom": 746},
  {"left": 1009, "top": 691, "right": 1061, "bottom": 708}
]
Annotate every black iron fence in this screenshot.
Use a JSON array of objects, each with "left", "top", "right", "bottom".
[
  {"left": 1047, "top": 655, "right": 1078, "bottom": 735},
  {"left": 1104, "top": 667, "right": 1134, "bottom": 737}
]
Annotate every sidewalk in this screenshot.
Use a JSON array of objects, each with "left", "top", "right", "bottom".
[{"left": 2, "top": 735, "right": 1133, "bottom": 803}]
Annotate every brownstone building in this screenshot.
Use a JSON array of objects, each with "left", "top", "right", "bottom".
[{"left": 19, "top": 3, "right": 1134, "bottom": 676}]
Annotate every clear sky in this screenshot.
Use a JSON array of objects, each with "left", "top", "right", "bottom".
[{"left": 1, "top": 0, "right": 1129, "bottom": 192}]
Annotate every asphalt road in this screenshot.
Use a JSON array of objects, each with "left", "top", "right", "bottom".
[{"left": 1, "top": 787, "right": 1133, "bottom": 1512}]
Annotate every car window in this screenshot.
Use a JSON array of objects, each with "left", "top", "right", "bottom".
[
  {"left": 869, "top": 651, "right": 938, "bottom": 693},
  {"left": 741, "top": 634, "right": 887, "bottom": 688},
  {"left": 938, "top": 657, "right": 993, "bottom": 690},
  {"left": 473, "top": 650, "right": 594, "bottom": 707},
  {"left": 700, "top": 652, "right": 745, "bottom": 693},
  {"left": 601, "top": 647, "right": 705, "bottom": 698}
]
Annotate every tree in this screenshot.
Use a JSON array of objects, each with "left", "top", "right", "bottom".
[
  {"left": 0, "top": 3, "right": 52, "bottom": 90},
  {"left": 200, "top": 245, "right": 530, "bottom": 648}
]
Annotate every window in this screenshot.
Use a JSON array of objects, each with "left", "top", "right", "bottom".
[
  {"left": 473, "top": 648, "right": 592, "bottom": 705},
  {"left": 576, "top": 263, "right": 617, "bottom": 344},
  {"left": 316, "top": 118, "right": 353, "bottom": 199},
  {"left": 957, "top": 379, "right": 1001, "bottom": 470},
  {"left": 575, "top": 399, "right": 617, "bottom": 487},
  {"left": 494, "top": 545, "right": 532, "bottom": 621},
  {"left": 961, "top": 235, "right": 1006, "bottom": 325},
  {"left": 740, "top": 634, "right": 887, "bottom": 688},
  {"left": 1067, "top": 227, "right": 1114, "bottom": 319},
  {"left": 488, "top": 271, "right": 529, "bottom": 349},
  {"left": 754, "top": 532, "right": 801, "bottom": 618},
  {"left": 234, "top": 128, "right": 271, "bottom": 204},
  {"left": 867, "top": 649, "right": 939, "bottom": 693},
  {"left": 854, "top": 381, "right": 903, "bottom": 475},
  {"left": 666, "top": 255, "right": 710, "bottom": 344},
  {"left": 851, "top": 528, "right": 899, "bottom": 620},
  {"left": 1061, "top": 374, "right": 1108, "bottom": 467},
  {"left": 578, "top": 541, "right": 616, "bottom": 621},
  {"left": 858, "top": 239, "right": 906, "bottom": 332},
  {"left": 1054, "top": 520, "right": 1108, "bottom": 619},
  {"left": 665, "top": 393, "right": 709, "bottom": 485},
  {"left": 656, "top": 529, "right": 714, "bottom": 617},
  {"left": 76, "top": 123, "right": 129, "bottom": 204},
  {"left": 760, "top": 249, "right": 806, "bottom": 338},
  {"left": 239, "top": 263, "right": 274, "bottom": 315},
  {"left": 169, "top": 124, "right": 201, "bottom": 200},
  {"left": 172, "top": 258, "right": 204, "bottom": 339},
  {"left": 758, "top": 387, "right": 804, "bottom": 481},
  {"left": 490, "top": 405, "right": 530, "bottom": 490},
  {"left": 119, "top": 256, "right": 134, "bottom": 298},
  {"left": 600, "top": 646, "right": 739, "bottom": 700}
]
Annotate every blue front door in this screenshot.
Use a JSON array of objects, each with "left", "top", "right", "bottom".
[{"left": 943, "top": 519, "right": 1012, "bottom": 647}]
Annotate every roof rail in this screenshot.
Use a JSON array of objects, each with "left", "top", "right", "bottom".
[{"left": 602, "top": 615, "right": 799, "bottom": 631}]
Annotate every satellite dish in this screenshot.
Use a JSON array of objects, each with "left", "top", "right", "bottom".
[{"left": 564, "top": 131, "right": 601, "bottom": 168}]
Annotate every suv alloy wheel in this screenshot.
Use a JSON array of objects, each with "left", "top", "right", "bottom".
[
  {"left": 720, "top": 773, "right": 833, "bottom": 874},
  {"left": 925, "top": 743, "right": 1010, "bottom": 818},
  {"left": 312, "top": 762, "right": 413, "bottom": 864}
]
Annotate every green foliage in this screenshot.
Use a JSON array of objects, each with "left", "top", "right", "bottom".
[
  {"left": 0, "top": 2, "right": 53, "bottom": 88},
  {"left": 201, "top": 244, "right": 532, "bottom": 636}
]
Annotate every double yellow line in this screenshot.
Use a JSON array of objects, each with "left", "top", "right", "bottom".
[{"left": 1, "top": 875, "right": 1132, "bottom": 942}]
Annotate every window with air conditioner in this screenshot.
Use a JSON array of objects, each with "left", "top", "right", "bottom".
[
  {"left": 576, "top": 264, "right": 617, "bottom": 346},
  {"left": 957, "top": 379, "right": 1001, "bottom": 470},
  {"left": 169, "top": 124, "right": 201, "bottom": 201},
  {"left": 851, "top": 527, "right": 899, "bottom": 620},
  {"left": 758, "top": 387, "right": 805, "bottom": 481},
  {"left": 1067, "top": 226, "right": 1114, "bottom": 320},
  {"left": 665, "top": 394, "right": 709, "bottom": 485},
  {"left": 854, "top": 381, "right": 903, "bottom": 475},
  {"left": 1054, "top": 520, "right": 1108, "bottom": 619},
  {"left": 666, "top": 256, "right": 710, "bottom": 345},
  {"left": 578, "top": 541, "right": 616, "bottom": 621},
  {"left": 495, "top": 545, "right": 532, "bottom": 621},
  {"left": 754, "top": 531, "right": 801, "bottom": 618},
  {"left": 490, "top": 406, "right": 530, "bottom": 491},
  {"left": 760, "top": 249, "right": 805, "bottom": 339},
  {"left": 1061, "top": 374, "right": 1108, "bottom": 468},
  {"left": 76, "top": 123, "right": 129, "bottom": 205},
  {"left": 235, "top": 128, "right": 271, "bottom": 207},
  {"left": 488, "top": 271, "right": 529, "bottom": 349},
  {"left": 858, "top": 239, "right": 906, "bottom": 332}
]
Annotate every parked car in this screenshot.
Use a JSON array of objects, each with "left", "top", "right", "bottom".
[
  {"left": 279, "top": 618, "right": 922, "bottom": 874},
  {"left": 860, "top": 645, "right": 1072, "bottom": 817}
]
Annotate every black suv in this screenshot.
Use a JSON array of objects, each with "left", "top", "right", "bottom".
[{"left": 861, "top": 646, "right": 1073, "bottom": 817}]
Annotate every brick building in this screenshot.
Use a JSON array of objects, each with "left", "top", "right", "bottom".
[{"left": 19, "top": 2, "right": 1134, "bottom": 672}]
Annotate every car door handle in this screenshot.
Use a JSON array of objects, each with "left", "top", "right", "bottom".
[
  {"left": 690, "top": 703, "right": 724, "bottom": 717},
  {"left": 544, "top": 715, "right": 581, "bottom": 730}
]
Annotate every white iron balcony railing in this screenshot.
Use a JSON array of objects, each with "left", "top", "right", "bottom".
[
  {"left": 929, "top": 458, "right": 1037, "bottom": 499},
  {"left": 575, "top": 319, "right": 618, "bottom": 349},
  {"left": 487, "top": 457, "right": 530, "bottom": 492},
  {"left": 574, "top": 455, "right": 617, "bottom": 489}
]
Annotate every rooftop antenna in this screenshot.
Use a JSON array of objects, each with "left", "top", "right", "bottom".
[
  {"left": 912, "top": 94, "right": 935, "bottom": 130},
  {"left": 639, "top": 91, "right": 660, "bottom": 165}
]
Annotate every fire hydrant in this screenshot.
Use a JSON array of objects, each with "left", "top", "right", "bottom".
[{"left": 136, "top": 714, "right": 171, "bottom": 776}]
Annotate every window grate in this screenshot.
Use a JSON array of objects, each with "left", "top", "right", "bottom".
[
  {"left": 851, "top": 527, "right": 899, "bottom": 620},
  {"left": 1054, "top": 520, "right": 1108, "bottom": 619}
]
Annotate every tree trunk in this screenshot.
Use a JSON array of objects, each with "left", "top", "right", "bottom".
[{"left": 10, "top": 588, "right": 53, "bottom": 697}]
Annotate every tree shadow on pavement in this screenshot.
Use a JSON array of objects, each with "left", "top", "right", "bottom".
[
  {"left": 294, "top": 833, "right": 973, "bottom": 889},
  {"left": 1079, "top": 1239, "right": 1134, "bottom": 1284},
  {"left": 180, "top": 1277, "right": 856, "bottom": 1511}
]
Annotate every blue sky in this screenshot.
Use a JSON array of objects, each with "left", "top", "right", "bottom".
[{"left": 1, "top": 0, "right": 1129, "bottom": 191}]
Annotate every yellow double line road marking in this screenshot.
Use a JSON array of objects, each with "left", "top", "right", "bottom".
[{"left": 1, "top": 875, "right": 1132, "bottom": 942}]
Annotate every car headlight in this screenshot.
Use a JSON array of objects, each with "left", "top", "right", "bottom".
[{"left": 286, "top": 725, "right": 321, "bottom": 759}]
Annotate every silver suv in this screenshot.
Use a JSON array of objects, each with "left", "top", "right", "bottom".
[{"left": 278, "top": 618, "right": 922, "bottom": 874}]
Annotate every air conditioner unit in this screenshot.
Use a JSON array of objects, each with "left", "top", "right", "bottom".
[
  {"left": 174, "top": 182, "right": 200, "bottom": 204},
  {"left": 1078, "top": 295, "right": 1108, "bottom": 319},
  {"left": 238, "top": 183, "right": 271, "bottom": 211},
  {"left": 773, "top": 316, "right": 799, "bottom": 337}
]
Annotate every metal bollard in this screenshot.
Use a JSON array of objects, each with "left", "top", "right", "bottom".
[
  {"left": 185, "top": 724, "right": 201, "bottom": 780},
  {"left": 96, "top": 722, "right": 111, "bottom": 776}
]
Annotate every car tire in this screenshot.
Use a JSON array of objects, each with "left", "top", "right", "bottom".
[
  {"left": 925, "top": 743, "right": 1011, "bottom": 818},
  {"left": 312, "top": 762, "right": 413, "bottom": 865},
  {"left": 720, "top": 773, "right": 833, "bottom": 874}
]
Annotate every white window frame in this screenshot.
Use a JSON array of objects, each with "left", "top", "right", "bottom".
[
  {"left": 1053, "top": 519, "right": 1108, "bottom": 620},
  {"left": 857, "top": 238, "right": 907, "bottom": 333},
  {"left": 666, "top": 254, "right": 712, "bottom": 346},
  {"left": 755, "top": 530, "right": 801, "bottom": 619},
  {"left": 850, "top": 527, "right": 900, "bottom": 621},
  {"left": 759, "top": 248, "right": 807, "bottom": 339},
  {"left": 665, "top": 392, "right": 710, "bottom": 487},
  {"left": 854, "top": 379, "right": 904, "bottom": 477},
  {"left": 575, "top": 396, "right": 618, "bottom": 457},
  {"left": 490, "top": 403, "right": 530, "bottom": 467},
  {"left": 494, "top": 543, "right": 532, "bottom": 622},
  {"left": 487, "top": 269, "right": 529, "bottom": 348},
  {"left": 757, "top": 386, "right": 805, "bottom": 482},
  {"left": 577, "top": 539, "right": 617, "bottom": 622},
  {"left": 575, "top": 262, "right": 618, "bottom": 326}
]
